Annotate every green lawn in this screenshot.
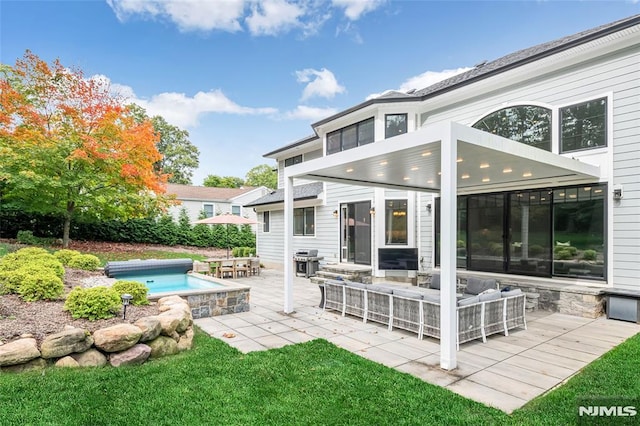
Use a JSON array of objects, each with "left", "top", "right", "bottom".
[{"left": 1, "top": 330, "right": 638, "bottom": 425}]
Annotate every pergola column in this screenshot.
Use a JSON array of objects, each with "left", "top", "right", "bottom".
[
  {"left": 440, "top": 129, "right": 457, "bottom": 370},
  {"left": 283, "top": 175, "right": 294, "bottom": 313}
]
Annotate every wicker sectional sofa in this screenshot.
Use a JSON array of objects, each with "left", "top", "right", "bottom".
[{"left": 323, "top": 276, "right": 526, "bottom": 348}]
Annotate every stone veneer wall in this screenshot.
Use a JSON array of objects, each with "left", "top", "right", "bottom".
[
  {"left": 417, "top": 271, "right": 604, "bottom": 319},
  {"left": 187, "top": 288, "right": 250, "bottom": 319},
  {"left": 0, "top": 295, "right": 194, "bottom": 373}
]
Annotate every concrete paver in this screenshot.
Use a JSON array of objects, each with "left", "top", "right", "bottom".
[{"left": 194, "top": 268, "right": 640, "bottom": 414}]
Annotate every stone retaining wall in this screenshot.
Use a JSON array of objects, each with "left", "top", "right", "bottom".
[
  {"left": 0, "top": 295, "right": 194, "bottom": 373},
  {"left": 186, "top": 288, "right": 250, "bottom": 319}
]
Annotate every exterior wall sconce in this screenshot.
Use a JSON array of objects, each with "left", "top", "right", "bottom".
[
  {"left": 613, "top": 185, "right": 623, "bottom": 200},
  {"left": 369, "top": 207, "right": 375, "bottom": 216},
  {"left": 121, "top": 294, "right": 133, "bottom": 320},
  {"left": 426, "top": 203, "right": 432, "bottom": 212},
  {"left": 332, "top": 210, "right": 339, "bottom": 218}
]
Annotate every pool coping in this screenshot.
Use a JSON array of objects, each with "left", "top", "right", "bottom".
[{"left": 147, "top": 272, "right": 252, "bottom": 301}]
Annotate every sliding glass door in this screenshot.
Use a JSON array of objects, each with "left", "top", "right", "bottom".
[
  {"left": 467, "top": 194, "right": 505, "bottom": 272},
  {"left": 340, "top": 202, "right": 371, "bottom": 265}
]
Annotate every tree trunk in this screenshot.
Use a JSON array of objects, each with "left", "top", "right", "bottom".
[{"left": 62, "top": 201, "right": 74, "bottom": 248}]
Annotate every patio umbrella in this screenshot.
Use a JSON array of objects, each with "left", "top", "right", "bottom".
[{"left": 193, "top": 213, "right": 258, "bottom": 258}]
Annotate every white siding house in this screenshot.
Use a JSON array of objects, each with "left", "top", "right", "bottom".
[
  {"left": 166, "top": 184, "right": 270, "bottom": 224},
  {"left": 249, "top": 15, "right": 640, "bottom": 292}
]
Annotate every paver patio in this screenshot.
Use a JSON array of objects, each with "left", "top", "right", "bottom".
[{"left": 194, "top": 269, "right": 640, "bottom": 413}]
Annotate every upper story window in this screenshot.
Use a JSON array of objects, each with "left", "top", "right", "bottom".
[
  {"left": 472, "top": 105, "right": 552, "bottom": 151},
  {"left": 385, "top": 114, "right": 407, "bottom": 139},
  {"left": 231, "top": 205, "right": 241, "bottom": 216},
  {"left": 560, "top": 97, "right": 607, "bottom": 153},
  {"left": 263, "top": 211, "right": 270, "bottom": 233},
  {"left": 284, "top": 155, "right": 303, "bottom": 167},
  {"left": 202, "top": 203, "right": 214, "bottom": 218},
  {"left": 385, "top": 199, "right": 408, "bottom": 244},
  {"left": 294, "top": 207, "right": 315, "bottom": 236},
  {"left": 326, "top": 117, "right": 374, "bottom": 154}
]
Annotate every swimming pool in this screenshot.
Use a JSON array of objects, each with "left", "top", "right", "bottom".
[{"left": 118, "top": 273, "right": 224, "bottom": 295}]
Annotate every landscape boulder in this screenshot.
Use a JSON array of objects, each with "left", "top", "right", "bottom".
[
  {"left": 55, "top": 356, "right": 80, "bottom": 368},
  {"left": 71, "top": 349, "right": 108, "bottom": 367},
  {"left": 40, "top": 328, "right": 93, "bottom": 359},
  {"left": 134, "top": 317, "right": 162, "bottom": 342},
  {"left": 177, "top": 327, "right": 194, "bottom": 352},
  {"left": 93, "top": 324, "right": 142, "bottom": 353},
  {"left": 0, "top": 338, "right": 40, "bottom": 366},
  {"left": 109, "top": 344, "right": 151, "bottom": 367},
  {"left": 147, "top": 336, "right": 179, "bottom": 359}
]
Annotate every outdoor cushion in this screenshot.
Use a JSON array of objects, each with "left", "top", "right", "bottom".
[
  {"left": 429, "top": 273, "right": 441, "bottom": 290},
  {"left": 346, "top": 281, "right": 368, "bottom": 289},
  {"left": 422, "top": 293, "right": 440, "bottom": 304},
  {"left": 457, "top": 295, "right": 480, "bottom": 307},
  {"left": 479, "top": 289, "right": 502, "bottom": 302},
  {"left": 501, "top": 288, "right": 523, "bottom": 298},
  {"left": 367, "top": 284, "right": 393, "bottom": 294},
  {"left": 466, "top": 277, "right": 497, "bottom": 295},
  {"left": 392, "top": 289, "right": 423, "bottom": 300}
]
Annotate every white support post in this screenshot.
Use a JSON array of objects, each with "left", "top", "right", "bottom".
[
  {"left": 440, "top": 130, "right": 457, "bottom": 370},
  {"left": 283, "top": 175, "right": 294, "bottom": 313}
]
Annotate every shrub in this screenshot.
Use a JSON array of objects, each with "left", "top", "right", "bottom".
[
  {"left": 112, "top": 280, "right": 149, "bottom": 306},
  {"left": 16, "top": 230, "right": 40, "bottom": 245},
  {"left": 67, "top": 254, "right": 101, "bottom": 270},
  {"left": 582, "top": 249, "right": 597, "bottom": 261},
  {"left": 54, "top": 249, "right": 81, "bottom": 265},
  {"left": 456, "top": 240, "right": 465, "bottom": 248},
  {"left": 64, "top": 286, "right": 121, "bottom": 321},
  {"left": 30, "top": 257, "right": 65, "bottom": 279},
  {"left": 17, "top": 271, "right": 64, "bottom": 302},
  {"left": 554, "top": 245, "right": 577, "bottom": 256},
  {"left": 554, "top": 249, "right": 574, "bottom": 260},
  {"left": 529, "top": 245, "right": 545, "bottom": 257}
]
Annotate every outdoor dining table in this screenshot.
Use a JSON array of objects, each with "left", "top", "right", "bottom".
[{"left": 204, "top": 257, "right": 259, "bottom": 279}]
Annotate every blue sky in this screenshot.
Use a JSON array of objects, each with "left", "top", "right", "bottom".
[{"left": 1, "top": 1, "right": 638, "bottom": 186}]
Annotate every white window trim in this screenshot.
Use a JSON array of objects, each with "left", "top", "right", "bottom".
[
  {"left": 293, "top": 206, "right": 316, "bottom": 237},
  {"left": 557, "top": 93, "right": 611, "bottom": 155},
  {"left": 262, "top": 211, "right": 271, "bottom": 234}
]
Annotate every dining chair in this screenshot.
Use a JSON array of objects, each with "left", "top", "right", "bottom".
[{"left": 219, "top": 260, "right": 235, "bottom": 279}]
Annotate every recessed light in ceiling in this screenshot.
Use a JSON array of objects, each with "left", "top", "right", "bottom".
[
  {"left": 482, "top": 177, "right": 490, "bottom": 182},
  {"left": 461, "top": 174, "right": 470, "bottom": 179},
  {"left": 379, "top": 161, "right": 388, "bottom": 166},
  {"left": 522, "top": 172, "right": 532, "bottom": 177},
  {"left": 346, "top": 168, "right": 354, "bottom": 173},
  {"left": 410, "top": 166, "right": 419, "bottom": 171},
  {"left": 503, "top": 168, "right": 513, "bottom": 173},
  {"left": 421, "top": 151, "right": 432, "bottom": 157},
  {"left": 480, "top": 163, "right": 490, "bottom": 169}
]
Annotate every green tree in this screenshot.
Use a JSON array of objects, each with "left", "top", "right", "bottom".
[
  {"left": 203, "top": 175, "right": 245, "bottom": 188},
  {"left": 129, "top": 104, "right": 200, "bottom": 185},
  {"left": 245, "top": 164, "right": 277, "bottom": 189},
  {"left": 0, "top": 51, "right": 170, "bottom": 247}
]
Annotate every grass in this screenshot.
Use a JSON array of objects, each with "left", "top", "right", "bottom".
[{"left": 0, "top": 329, "right": 638, "bottom": 425}]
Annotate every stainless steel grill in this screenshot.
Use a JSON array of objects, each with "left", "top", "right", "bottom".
[{"left": 294, "top": 249, "right": 323, "bottom": 278}]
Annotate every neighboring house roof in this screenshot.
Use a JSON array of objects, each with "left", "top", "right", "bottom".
[
  {"left": 245, "top": 182, "right": 324, "bottom": 207},
  {"left": 166, "top": 184, "right": 259, "bottom": 202},
  {"left": 310, "top": 14, "right": 640, "bottom": 128}
]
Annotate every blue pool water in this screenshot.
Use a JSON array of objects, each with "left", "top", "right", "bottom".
[{"left": 118, "top": 273, "right": 223, "bottom": 295}]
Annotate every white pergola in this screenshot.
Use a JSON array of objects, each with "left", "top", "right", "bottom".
[{"left": 283, "top": 121, "right": 600, "bottom": 370}]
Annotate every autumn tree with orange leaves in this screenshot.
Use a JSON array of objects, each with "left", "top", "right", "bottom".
[{"left": 0, "top": 51, "right": 171, "bottom": 247}]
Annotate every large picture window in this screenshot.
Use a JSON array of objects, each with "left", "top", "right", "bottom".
[
  {"left": 560, "top": 97, "right": 607, "bottom": 153},
  {"left": 294, "top": 207, "right": 315, "bottom": 236},
  {"left": 435, "top": 184, "right": 606, "bottom": 279},
  {"left": 385, "top": 114, "right": 407, "bottom": 139},
  {"left": 385, "top": 199, "right": 408, "bottom": 244},
  {"left": 472, "top": 105, "right": 552, "bottom": 151},
  {"left": 326, "top": 117, "right": 374, "bottom": 154}
]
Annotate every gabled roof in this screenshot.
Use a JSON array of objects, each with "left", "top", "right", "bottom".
[
  {"left": 310, "top": 14, "right": 640, "bottom": 128},
  {"left": 166, "top": 184, "right": 258, "bottom": 202},
  {"left": 245, "top": 182, "right": 323, "bottom": 207}
]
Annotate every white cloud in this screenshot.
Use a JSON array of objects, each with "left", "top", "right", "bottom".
[
  {"left": 92, "top": 74, "right": 277, "bottom": 128},
  {"left": 331, "top": 0, "right": 385, "bottom": 20},
  {"left": 367, "top": 67, "right": 472, "bottom": 100},
  {"left": 107, "top": 0, "right": 382, "bottom": 35},
  {"left": 283, "top": 105, "right": 338, "bottom": 121},
  {"left": 106, "top": 0, "right": 246, "bottom": 32},
  {"left": 246, "top": 0, "right": 304, "bottom": 36},
  {"left": 296, "top": 68, "right": 345, "bottom": 101}
]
